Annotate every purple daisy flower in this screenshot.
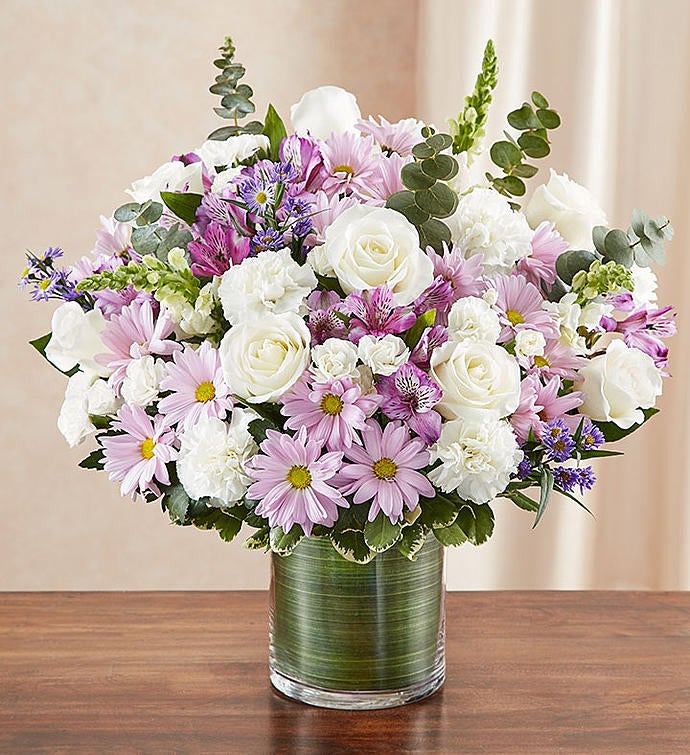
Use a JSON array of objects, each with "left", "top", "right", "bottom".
[
  {"left": 578, "top": 419, "right": 604, "bottom": 451},
  {"left": 335, "top": 420, "right": 435, "bottom": 525},
  {"left": 377, "top": 363, "right": 442, "bottom": 444},
  {"left": 250, "top": 227, "right": 285, "bottom": 255},
  {"left": 541, "top": 419, "right": 576, "bottom": 462},
  {"left": 343, "top": 286, "right": 417, "bottom": 344},
  {"left": 320, "top": 132, "right": 381, "bottom": 200},
  {"left": 101, "top": 403, "right": 178, "bottom": 499},
  {"left": 247, "top": 426, "right": 348, "bottom": 536},
  {"left": 239, "top": 176, "right": 275, "bottom": 216}
]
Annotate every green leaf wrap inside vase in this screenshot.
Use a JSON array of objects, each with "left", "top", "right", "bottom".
[{"left": 269, "top": 535, "right": 445, "bottom": 707}]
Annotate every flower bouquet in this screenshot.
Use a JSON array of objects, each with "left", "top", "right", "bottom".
[{"left": 20, "top": 37, "right": 675, "bottom": 709}]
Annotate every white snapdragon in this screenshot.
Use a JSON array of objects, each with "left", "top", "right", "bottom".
[
  {"left": 218, "top": 249, "right": 316, "bottom": 325},
  {"left": 323, "top": 204, "right": 434, "bottom": 306},
  {"left": 357, "top": 335, "right": 410, "bottom": 376},
  {"left": 291, "top": 86, "right": 361, "bottom": 140},
  {"left": 430, "top": 340, "right": 521, "bottom": 421},
  {"left": 177, "top": 410, "right": 258, "bottom": 505},
  {"left": 446, "top": 188, "right": 532, "bottom": 275},
  {"left": 160, "top": 280, "right": 219, "bottom": 338},
  {"left": 45, "top": 302, "right": 110, "bottom": 379},
  {"left": 126, "top": 160, "right": 204, "bottom": 204},
  {"left": 514, "top": 329, "right": 546, "bottom": 358},
  {"left": 429, "top": 417, "right": 522, "bottom": 504},
  {"left": 311, "top": 339, "right": 360, "bottom": 383},
  {"left": 577, "top": 339, "right": 662, "bottom": 429},
  {"left": 219, "top": 312, "right": 311, "bottom": 403},
  {"left": 446, "top": 296, "right": 501, "bottom": 344},
  {"left": 524, "top": 170, "right": 607, "bottom": 250},
  {"left": 120, "top": 356, "right": 167, "bottom": 407}
]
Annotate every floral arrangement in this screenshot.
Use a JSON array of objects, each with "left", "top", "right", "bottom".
[{"left": 20, "top": 38, "right": 676, "bottom": 562}]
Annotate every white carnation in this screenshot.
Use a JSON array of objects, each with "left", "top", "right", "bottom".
[
  {"left": 218, "top": 249, "right": 316, "bottom": 325},
  {"left": 45, "top": 302, "right": 110, "bottom": 379},
  {"left": 514, "top": 329, "right": 546, "bottom": 358},
  {"left": 311, "top": 339, "right": 360, "bottom": 382},
  {"left": 195, "top": 134, "right": 269, "bottom": 170},
  {"left": 357, "top": 335, "right": 410, "bottom": 376},
  {"left": 126, "top": 160, "right": 204, "bottom": 204},
  {"left": 446, "top": 188, "right": 532, "bottom": 275},
  {"left": 177, "top": 411, "right": 258, "bottom": 505},
  {"left": 631, "top": 263, "right": 658, "bottom": 307},
  {"left": 429, "top": 417, "right": 522, "bottom": 504},
  {"left": 121, "top": 356, "right": 167, "bottom": 407},
  {"left": 86, "top": 379, "right": 120, "bottom": 416},
  {"left": 447, "top": 296, "right": 501, "bottom": 344}
]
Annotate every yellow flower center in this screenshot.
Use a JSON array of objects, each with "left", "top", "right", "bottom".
[
  {"left": 533, "top": 355, "right": 549, "bottom": 368},
  {"left": 287, "top": 465, "right": 312, "bottom": 490},
  {"left": 195, "top": 381, "right": 216, "bottom": 403},
  {"left": 554, "top": 439, "right": 566, "bottom": 453},
  {"left": 584, "top": 434, "right": 595, "bottom": 446},
  {"left": 320, "top": 393, "right": 344, "bottom": 416},
  {"left": 38, "top": 279, "right": 51, "bottom": 291},
  {"left": 506, "top": 309, "right": 524, "bottom": 325},
  {"left": 141, "top": 437, "right": 156, "bottom": 460},
  {"left": 21, "top": 266, "right": 29, "bottom": 278},
  {"left": 256, "top": 191, "right": 268, "bottom": 205},
  {"left": 373, "top": 457, "right": 397, "bottom": 480},
  {"left": 333, "top": 164, "right": 355, "bottom": 176}
]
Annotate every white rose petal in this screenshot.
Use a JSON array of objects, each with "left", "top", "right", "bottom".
[
  {"left": 218, "top": 249, "right": 316, "bottom": 325},
  {"left": 447, "top": 296, "right": 501, "bottom": 344},
  {"left": 291, "top": 86, "right": 361, "bottom": 140},
  {"left": 45, "top": 302, "right": 110, "bottom": 379},
  {"left": 446, "top": 188, "right": 533, "bottom": 275},
  {"left": 430, "top": 340, "right": 521, "bottom": 420},
  {"left": 219, "top": 312, "right": 311, "bottom": 403},
  {"left": 211, "top": 166, "right": 243, "bottom": 194},
  {"left": 524, "top": 170, "right": 607, "bottom": 250},
  {"left": 121, "top": 355, "right": 167, "bottom": 407},
  {"left": 514, "top": 329, "right": 546, "bottom": 358},
  {"left": 126, "top": 160, "right": 204, "bottom": 204},
  {"left": 324, "top": 204, "right": 433, "bottom": 305},
  {"left": 357, "top": 335, "right": 410, "bottom": 376},
  {"left": 177, "top": 411, "right": 257, "bottom": 505},
  {"left": 311, "top": 339, "right": 360, "bottom": 383},
  {"left": 194, "top": 134, "right": 269, "bottom": 170},
  {"left": 577, "top": 339, "right": 662, "bottom": 429},
  {"left": 429, "top": 417, "right": 522, "bottom": 504},
  {"left": 57, "top": 372, "right": 96, "bottom": 447}
]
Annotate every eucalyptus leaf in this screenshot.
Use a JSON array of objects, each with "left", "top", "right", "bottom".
[
  {"left": 603, "top": 229, "right": 633, "bottom": 266},
  {"left": 507, "top": 104, "right": 542, "bottom": 130},
  {"left": 386, "top": 190, "right": 431, "bottom": 226},
  {"left": 418, "top": 219, "right": 452, "bottom": 252},
  {"left": 536, "top": 108, "right": 561, "bottom": 129},
  {"left": 531, "top": 91, "right": 549, "bottom": 109},
  {"left": 415, "top": 183, "right": 458, "bottom": 218},
  {"left": 401, "top": 162, "right": 436, "bottom": 190},
  {"left": 490, "top": 140, "right": 522, "bottom": 169},
  {"left": 555, "top": 249, "right": 597, "bottom": 284},
  {"left": 420, "top": 154, "right": 458, "bottom": 181},
  {"left": 517, "top": 133, "right": 550, "bottom": 159}
]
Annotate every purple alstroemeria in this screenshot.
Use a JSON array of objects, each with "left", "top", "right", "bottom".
[
  {"left": 188, "top": 221, "right": 250, "bottom": 277},
  {"left": 306, "top": 291, "right": 347, "bottom": 344},
  {"left": 343, "top": 286, "right": 417, "bottom": 344},
  {"left": 280, "top": 135, "right": 328, "bottom": 196},
  {"left": 410, "top": 325, "right": 448, "bottom": 371},
  {"left": 377, "top": 362, "right": 443, "bottom": 444},
  {"left": 412, "top": 276, "right": 455, "bottom": 318},
  {"left": 601, "top": 306, "right": 676, "bottom": 373}
]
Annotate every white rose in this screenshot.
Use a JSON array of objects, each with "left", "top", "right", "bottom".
[
  {"left": 218, "top": 249, "right": 316, "bottom": 325},
  {"left": 219, "top": 312, "right": 311, "bottom": 403},
  {"left": 357, "top": 334, "right": 410, "bottom": 376},
  {"left": 177, "top": 410, "right": 258, "bottom": 505},
  {"left": 120, "top": 355, "right": 167, "bottom": 407},
  {"left": 86, "top": 379, "right": 119, "bottom": 416},
  {"left": 311, "top": 339, "right": 359, "bottom": 382},
  {"left": 631, "top": 263, "right": 658, "bottom": 306},
  {"left": 524, "top": 170, "right": 607, "bottom": 250},
  {"left": 430, "top": 340, "right": 521, "bottom": 420},
  {"left": 306, "top": 244, "right": 335, "bottom": 277},
  {"left": 429, "top": 417, "right": 522, "bottom": 504},
  {"left": 446, "top": 188, "right": 533, "bottom": 275},
  {"left": 45, "top": 302, "right": 110, "bottom": 378},
  {"left": 324, "top": 204, "right": 433, "bottom": 305},
  {"left": 515, "top": 329, "right": 546, "bottom": 358},
  {"left": 447, "top": 297, "right": 501, "bottom": 344},
  {"left": 194, "top": 134, "right": 269, "bottom": 170},
  {"left": 126, "top": 160, "right": 204, "bottom": 204},
  {"left": 291, "top": 85, "right": 361, "bottom": 140},
  {"left": 577, "top": 339, "right": 662, "bottom": 429}
]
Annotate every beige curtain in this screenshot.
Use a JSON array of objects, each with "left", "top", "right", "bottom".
[{"left": 1, "top": 0, "right": 688, "bottom": 589}]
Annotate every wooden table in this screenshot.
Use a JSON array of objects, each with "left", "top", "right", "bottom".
[{"left": 1, "top": 592, "right": 688, "bottom": 753}]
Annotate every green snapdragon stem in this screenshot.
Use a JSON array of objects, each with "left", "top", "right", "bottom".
[{"left": 269, "top": 537, "right": 445, "bottom": 693}]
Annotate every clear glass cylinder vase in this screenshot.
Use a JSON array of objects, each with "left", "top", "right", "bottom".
[{"left": 269, "top": 535, "right": 445, "bottom": 710}]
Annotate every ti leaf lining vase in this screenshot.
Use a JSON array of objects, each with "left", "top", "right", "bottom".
[{"left": 269, "top": 536, "right": 445, "bottom": 710}]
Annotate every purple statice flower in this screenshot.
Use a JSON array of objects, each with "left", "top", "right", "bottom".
[
  {"left": 410, "top": 325, "right": 449, "bottom": 371},
  {"left": 101, "top": 403, "right": 178, "bottom": 500},
  {"left": 427, "top": 244, "right": 485, "bottom": 322},
  {"left": 578, "top": 419, "right": 604, "bottom": 451},
  {"left": 492, "top": 273, "right": 559, "bottom": 343},
  {"left": 335, "top": 420, "right": 435, "bottom": 525},
  {"left": 320, "top": 132, "right": 381, "bottom": 200},
  {"left": 377, "top": 363, "right": 443, "bottom": 444},
  {"left": 306, "top": 291, "right": 347, "bottom": 344},
  {"left": 279, "top": 134, "right": 327, "bottom": 195},
  {"left": 188, "top": 221, "right": 250, "bottom": 277},
  {"left": 356, "top": 116, "right": 422, "bottom": 157},
  {"left": 247, "top": 426, "right": 348, "bottom": 536},
  {"left": 412, "top": 276, "right": 455, "bottom": 317},
  {"left": 343, "top": 286, "right": 417, "bottom": 344},
  {"left": 279, "top": 195, "right": 314, "bottom": 241},
  {"left": 281, "top": 376, "right": 380, "bottom": 451},
  {"left": 541, "top": 419, "right": 576, "bottom": 462},
  {"left": 516, "top": 221, "right": 569, "bottom": 287},
  {"left": 575, "top": 466, "right": 596, "bottom": 492},
  {"left": 238, "top": 176, "right": 275, "bottom": 216},
  {"left": 553, "top": 465, "right": 596, "bottom": 494},
  {"left": 250, "top": 227, "right": 285, "bottom": 255},
  {"left": 605, "top": 306, "right": 677, "bottom": 373},
  {"left": 515, "top": 456, "right": 532, "bottom": 480}
]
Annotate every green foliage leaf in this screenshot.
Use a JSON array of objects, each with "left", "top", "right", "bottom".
[
  {"left": 490, "top": 140, "right": 522, "bottom": 169},
  {"left": 420, "top": 154, "right": 458, "bottom": 181},
  {"left": 386, "top": 190, "right": 431, "bottom": 226},
  {"left": 603, "top": 229, "right": 633, "bottom": 267},
  {"left": 531, "top": 91, "right": 549, "bottom": 109},
  {"left": 78, "top": 448, "right": 105, "bottom": 470},
  {"left": 160, "top": 192, "right": 203, "bottom": 226},
  {"left": 401, "top": 162, "right": 436, "bottom": 190},
  {"left": 533, "top": 467, "right": 555, "bottom": 528},
  {"left": 418, "top": 218, "right": 452, "bottom": 253},
  {"left": 511, "top": 163, "right": 539, "bottom": 179},
  {"left": 555, "top": 249, "right": 597, "bottom": 284},
  {"left": 262, "top": 103, "right": 287, "bottom": 161},
  {"left": 426, "top": 133, "right": 453, "bottom": 152},
  {"left": 314, "top": 273, "right": 346, "bottom": 298},
  {"left": 592, "top": 225, "right": 608, "bottom": 253},
  {"left": 455, "top": 503, "right": 495, "bottom": 545},
  {"left": 130, "top": 226, "right": 160, "bottom": 256},
  {"left": 245, "top": 526, "right": 270, "bottom": 550},
  {"left": 404, "top": 309, "right": 436, "bottom": 349},
  {"left": 517, "top": 133, "right": 550, "bottom": 159},
  {"left": 432, "top": 520, "right": 469, "bottom": 547},
  {"left": 363, "top": 512, "right": 402, "bottom": 553},
  {"left": 594, "top": 408, "right": 659, "bottom": 442},
  {"left": 536, "top": 109, "right": 561, "bottom": 129},
  {"left": 419, "top": 493, "right": 460, "bottom": 529},
  {"left": 397, "top": 522, "right": 429, "bottom": 561},
  {"left": 415, "top": 183, "right": 458, "bottom": 218},
  {"left": 500, "top": 487, "right": 539, "bottom": 512},
  {"left": 163, "top": 484, "right": 191, "bottom": 523},
  {"left": 507, "top": 104, "right": 541, "bottom": 130},
  {"left": 412, "top": 143, "right": 435, "bottom": 159},
  {"left": 248, "top": 417, "right": 275, "bottom": 445},
  {"left": 114, "top": 202, "right": 142, "bottom": 223},
  {"left": 329, "top": 529, "right": 375, "bottom": 563},
  {"left": 270, "top": 524, "right": 305, "bottom": 555}
]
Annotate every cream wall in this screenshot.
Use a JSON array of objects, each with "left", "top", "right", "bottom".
[{"left": 1, "top": 0, "right": 688, "bottom": 590}]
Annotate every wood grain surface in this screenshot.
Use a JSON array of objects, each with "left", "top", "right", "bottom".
[{"left": 1, "top": 591, "right": 689, "bottom": 753}]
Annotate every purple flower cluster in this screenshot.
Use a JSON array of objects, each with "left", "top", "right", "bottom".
[{"left": 19, "top": 247, "right": 89, "bottom": 307}]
